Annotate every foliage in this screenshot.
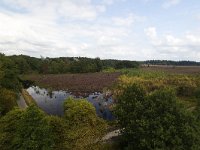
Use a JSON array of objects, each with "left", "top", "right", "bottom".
[
  {"left": 0, "top": 53, "right": 140, "bottom": 74},
  {"left": 0, "top": 106, "right": 54, "bottom": 150},
  {"left": 115, "top": 60, "right": 139, "bottom": 69},
  {"left": 144, "top": 60, "right": 200, "bottom": 66},
  {"left": 0, "top": 69, "right": 21, "bottom": 91},
  {"left": 0, "top": 88, "right": 17, "bottom": 117},
  {"left": 0, "top": 108, "right": 23, "bottom": 150},
  {"left": 115, "top": 72, "right": 200, "bottom": 97},
  {"left": 47, "top": 116, "right": 69, "bottom": 150},
  {"left": 102, "top": 67, "right": 116, "bottom": 73},
  {"left": 63, "top": 97, "right": 107, "bottom": 150},
  {"left": 12, "top": 56, "right": 31, "bottom": 74},
  {"left": 114, "top": 84, "right": 200, "bottom": 150},
  {"left": 0, "top": 54, "right": 20, "bottom": 117},
  {"left": 0, "top": 98, "right": 108, "bottom": 150},
  {"left": 14, "top": 105, "right": 54, "bottom": 149},
  {"left": 0, "top": 54, "right": 21, "bottom": 91}
]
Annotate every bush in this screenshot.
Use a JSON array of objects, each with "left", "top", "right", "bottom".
[
  {"left": 47, "top": 116, "right": 68, "bottom": 150},
  {"left": 114, "top": 84, "right": 200, "bottom": 150},
  {"left": 0, "top": 99, "right": 108, "bottom": 150},
  {"left": 0, "top": 88, "right": 17, "bottom": 116},
  {"left": 0, "top": 108, "right": 23, "bottom": 150},
  {"left": 170, "top": 77, "right": 197, "bottom": 97},
  {"left": 0, "top": 106, "right": 54, "bottom": 150},
  {"left": 63, "top": 97, "right": 107, "bottom": 149}
]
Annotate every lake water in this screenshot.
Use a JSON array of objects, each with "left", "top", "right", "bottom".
[{"left": 26, "top": 86, "right": 114, "bottom": 120}]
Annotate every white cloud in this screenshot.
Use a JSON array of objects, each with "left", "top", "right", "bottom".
[
  {"left": 0, "top": 0, "right": 198, "bottom": 61},
  {"left": 112, "top": 13, "right": 146, "bottom": 26},
  {"left": 0, "top": 0, "right": 142, "bottom": 59},
  {"left": 144, "top": 27, "right": 200, "bottom": 60},
  {"left": 102, "top": 0, "right": 115, "bottom": 5},
  {"left": 0, "top": 0, "right": 151, "bottom": 60},
  {"left": 144, "top": 27, "right": 157, "bottom": 39},
  {"left": 101, "top": 0, "right": 127, "bottom": 5},
  {"left": 162, "top": 0, "right": 181, "bottom": 8},
  {"left": 1, "top": 0, "right": 105, "bottom": 21}
]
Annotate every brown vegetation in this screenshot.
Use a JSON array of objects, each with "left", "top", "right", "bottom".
[
  {"left": 141, "top": 65, "right": 200, "bottom": 75},
  {"left": 24, "top": 72, "right": 121, "bottom": 94}
]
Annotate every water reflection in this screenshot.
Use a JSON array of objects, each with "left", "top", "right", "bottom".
[{"left": 26, "top": 86, "right": 114, "bottom": 120}]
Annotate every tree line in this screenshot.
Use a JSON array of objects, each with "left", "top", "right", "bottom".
[
  {"left": 0, "top": 53, "right": 139, "bottom": 74},
  {"left": 144, "top": 60, "right": 200, "bottom": 66}
]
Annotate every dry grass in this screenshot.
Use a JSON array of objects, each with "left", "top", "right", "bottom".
[{"left": 21, "top": 89, "right": 37, "bottom": 106}]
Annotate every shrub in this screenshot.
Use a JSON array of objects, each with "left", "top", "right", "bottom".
[
  {"left": 63, "top": 97, "right": 107, "bottom": 149},
  {"left": 0, "top": 88, "right": 17, "bottom": 116},
  {"left": 114, "top": 84, "right": 200, "bottom": 150}
]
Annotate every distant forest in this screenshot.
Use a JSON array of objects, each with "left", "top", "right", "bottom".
[
  {"left": 0, "top": 53, "right": 139, "bottom": 74},
  {"left": 143, "top": 60, "right": 200, "bottom": 66},
  {"left": 1, "top": 53, "right": 200, "bottom": 75}
]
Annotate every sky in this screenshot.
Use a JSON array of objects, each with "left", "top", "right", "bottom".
[{"left": 0, "top": 0, "right": 200, "bottom": 61}]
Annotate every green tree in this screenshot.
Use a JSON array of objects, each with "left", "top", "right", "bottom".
[
  {"left": 114, "top": 84, "right": 200, "bottom": 150},
  {"left": 63, "top": 97, "right": 107, "bottom": 150},
  {"left": 0, "top": 55, "right": 21, "bottom": 91},
  {"left": 13, "top": 56, "right": 31, "bottom": 74},
  {"left": 95, "top": 57, "right": 103, "bottom": 72},
  {"left": 0, "top": 69, "right": 21, "bottom": 91},
  {"left": 115, "top": 60, "right": 139, "bottom": 69}
]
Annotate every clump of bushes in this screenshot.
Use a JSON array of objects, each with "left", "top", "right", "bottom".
[
  {"left": 0, "top": 98, "right": 107, "bottom": 150},
  {"left": 0, "top": 88, "right": 17, "bottom": 117},
  {"left": 114, "top": 84, "right": 200, "bottom": 149},
  {"left": 116, "top": 75, "right": 199, "bottom": 97}
]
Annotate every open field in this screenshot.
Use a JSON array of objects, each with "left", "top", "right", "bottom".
[
  {"left": 24, "top": 72, "right": 121, "bottom": 94},
  {"left": 141, "top": 65, "right": 200, "bottom": 75}
]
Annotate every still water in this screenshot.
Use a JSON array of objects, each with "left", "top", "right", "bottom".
[{"left": 26, "top": 86, "right": 114, "bottom": 120}]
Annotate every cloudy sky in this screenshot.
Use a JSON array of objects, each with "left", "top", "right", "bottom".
[{"left": 0, "top": 0, "right": 200, "bottom": 61}]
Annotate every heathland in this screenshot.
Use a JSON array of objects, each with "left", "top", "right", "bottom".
[{"left": 1, "top": 54, "right": 200, "bottom": 149}]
